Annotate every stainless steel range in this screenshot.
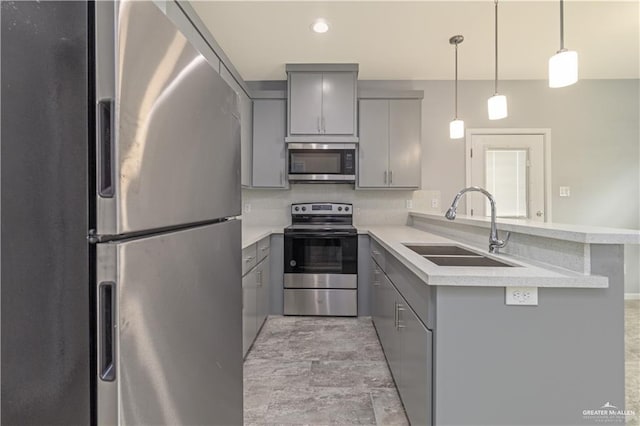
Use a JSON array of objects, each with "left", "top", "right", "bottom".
[{"left": 284, "top": 203, "right": 357, "bottom": 316}]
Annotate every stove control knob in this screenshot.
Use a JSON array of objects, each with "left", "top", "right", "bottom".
[
  {"left": 338, "top": 207, "right": 343, "bottom": 211},
  {"left": 301, "top": 206, "right": 306, "bottom": 211},
  {"left": 345, "top": 206, "right": 350, "bottom": 212},
  {"left": 294, "top": 206, "right": 300, "bottom": 212}
]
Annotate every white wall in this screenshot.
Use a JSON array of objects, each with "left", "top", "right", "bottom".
[{"left": 359, "top": 79, "right": 640, "bottom": 294}]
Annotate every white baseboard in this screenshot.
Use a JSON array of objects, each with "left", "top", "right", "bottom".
[{"left": 624, "top": 293, "right": 640, "bottom": 300}]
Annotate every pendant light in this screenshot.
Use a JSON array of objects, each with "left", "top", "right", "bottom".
[
  {"left": 488, "top": 0, "right": 508, "bottom": 120},
  {"left": 549, "top": 0, "right": 578, "bottom": 88},
  {"left": 449, "top": 35, "right": 464, "bottom": 139}
]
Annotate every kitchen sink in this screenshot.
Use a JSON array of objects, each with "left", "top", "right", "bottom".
[
  {"left": 403, "top": 244, "right": 480, "bottom": 257},
  {"left": 402, "top": 243, "right": 516, "bottom": 267},
  {"left": 423, "top": 255, "right": 514, "bottom": 267}
]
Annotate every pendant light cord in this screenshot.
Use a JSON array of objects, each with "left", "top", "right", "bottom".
[
  {"left": 494, "top": 0, "right": 499, "bottom": 95},
  {"left": 559, "top": 0, "right": 565, "bottom": 50},
  {"left": 454, "top": 43, "right": 458, "bottom": 118}
]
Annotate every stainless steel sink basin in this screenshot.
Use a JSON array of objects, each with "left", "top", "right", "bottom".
[
  {"left": 403, "top": 244, "right": 480, "bottom": 257},
  {"left": 423, "top": 255, "right": 514, "bottom": 267},
  {"left": 402, "top": 243, "right": 517, "bottom": 267}
]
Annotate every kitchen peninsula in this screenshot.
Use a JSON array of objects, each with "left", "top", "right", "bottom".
[{"left": 242, "top": 212, "right": 639, "bottom": 425}]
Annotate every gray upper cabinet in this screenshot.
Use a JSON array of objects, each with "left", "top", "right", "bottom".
[
  {"left": 286, "top": 64, "right": 358, "bottom": 142},
  {"left": 389, "top": 100, "right": 421, "bottom": 188},
  {"left": 221, "top": 65, "right": 252, "bottom": 187},
  {"left": 252, "top": 98, "right": 287, "bottom": 188},
  {"left": 321, "top": 72, "right": 356, "bottom": 135},
  {"left": 358, "top": 92, "right": 423, "bottom": 189},
  {"left": 289, "top": 72, "right": 323, "bottom": 135},
  {"left": 358, "top": 100, "right": 389, "bottom": 187}
]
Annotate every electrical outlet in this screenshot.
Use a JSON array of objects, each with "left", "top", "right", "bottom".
[
  {"left": 559, "top": 186, "right": 571, "bottom": 197},
  {"left": 244, "top": 203, "right": 251, "bottom": 213},
  {"left": 431, "top": 198, "right": 439, "bottom": 209},
  {"left": 505, "top": 287, "right": 538, "bottom": 306},
  {"left": 406, "top": 199, "right": 413, "bottom": 209}
]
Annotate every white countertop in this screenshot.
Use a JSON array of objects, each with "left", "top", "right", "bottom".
[
  {"left": 409, "top": 211, "right": 640, "bottom": 244},
  {"left": 242, "top": 226, "right": 283, "bottom": 249},
  {"left": 364, "top": 225, "right": 609, "bottom": 288}
]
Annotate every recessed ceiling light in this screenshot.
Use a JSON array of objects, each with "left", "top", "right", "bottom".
[{"left": 311, "top": 19, "right": 329, "bottom": 34}]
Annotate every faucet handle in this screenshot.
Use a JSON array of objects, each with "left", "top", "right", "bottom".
[{"left": 497, "top": 231, "right": 510, "bottom": 248}]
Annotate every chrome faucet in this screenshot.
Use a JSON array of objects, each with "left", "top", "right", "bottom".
[{"left": 445, "top": 186, "right": 510, "bottom": 254}]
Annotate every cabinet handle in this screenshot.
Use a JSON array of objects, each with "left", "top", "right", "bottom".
[
  {"left": 394, "top": 302, "right": 398, "bottom": 329},
  {"left": 261, "top": 246, "right": 269, "bottom": 252},
  {"left": 245, "top": 256, "right": 255, "bottom": 263},
  {"left": 389, "top": 170, "right": 393, "bottom": 185},
  {"left": 317, "top": 116, "right": 321, "bottom": 133},
  {"left": 257, "top": 270, "right": 262, "bottom": 286},
  {"left": 321, "top": 116, "right": 326, "bottom": 134},
  {"left": 383, "top": 171, "right": 387, "bottom": 185},
  {"left": 372, "top": 250, "right": 380, "bottom": 256},
  {"left": 397, "top": 304, "right": 406, "bottom": 329},
  {"left": 280, "top": 170, "right": 283, "bottom": 185}
]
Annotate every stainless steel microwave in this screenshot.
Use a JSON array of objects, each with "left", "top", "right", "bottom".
[{"left": 287, "top": 143, "right": 356, "bottom": 183}]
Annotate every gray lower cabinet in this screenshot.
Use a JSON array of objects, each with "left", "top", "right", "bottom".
[
  {"left": 242, "top": 237, "right": 270, "bottom": 357},
  {"left": 252, "top": 98, "right": 287, "bottom": 188},
  {"left": 371, "top": 256, "right": 432, "bottom": 426},
  {"left": 358, "top": 97, "right": 422, "bottom": 189},
  {"left": 242, "top": 268, "right": 258, "bottom": 357}
]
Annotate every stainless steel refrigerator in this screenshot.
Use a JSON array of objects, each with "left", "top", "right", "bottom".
[{"left": 2, "top": 1, "right": 243, "bottom": 424}]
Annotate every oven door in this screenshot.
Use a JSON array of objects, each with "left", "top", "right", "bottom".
[{"left": 284, "top": 232, "right": 357, "bottom": 289}]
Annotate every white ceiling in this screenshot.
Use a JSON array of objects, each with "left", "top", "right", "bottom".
[{"left": 191, "top": 1, "right": 640, "bottom": 82}]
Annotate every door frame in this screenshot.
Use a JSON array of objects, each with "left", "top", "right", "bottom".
[{"left": 465, "top": 128, "right": 552, "bottom": 222}]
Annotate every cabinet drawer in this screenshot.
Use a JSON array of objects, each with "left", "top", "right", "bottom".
[
  {"left": 242, "top": 244, "right": 257, "bottom": 276},
  {"left": 284, "top": 289, "right": 357, "bottom": 316},
  {"left": 257, "top": 237, "right": 270, "bottom": 263},
  {"left": 370, "top": 239, "right": 386, "bottom": 271}
]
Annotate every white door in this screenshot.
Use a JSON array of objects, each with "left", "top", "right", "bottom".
[{"left": 468, "top": 133, "right": 547, "bottom": 222}]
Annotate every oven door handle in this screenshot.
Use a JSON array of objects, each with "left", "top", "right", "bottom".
[{"left": 287, "top": 232, "right": 356, "bottom": 238}]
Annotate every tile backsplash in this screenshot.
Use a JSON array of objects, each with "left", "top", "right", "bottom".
[{"left": 241, "top": 185, "right": 441, "bottom": 227}]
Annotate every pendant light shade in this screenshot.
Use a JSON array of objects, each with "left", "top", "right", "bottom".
[
  {"left": 449, "top": 35, "right": 465, "bottom": 140},
  {"left": 488, "top": 0, "right": 507, "bottom": 120},
  {"left": 549, "top": 0, "right": 578, "bottom": 88},
  {"left": 549, "top": 50, "right": 578, "bottom": 88},
  {"left": 488, "top": 94, "right": 508, "bottom": 120},
  {"left": 450, "top": 119, "right": 465, "bottom": 139}
]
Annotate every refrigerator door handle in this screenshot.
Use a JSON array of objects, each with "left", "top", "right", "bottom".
[
  {"left": 99, "top": 282, "right": 116, "bottom": 381},
  {"left": 98, "top": 99, "right": 114, "bottom": 198}
]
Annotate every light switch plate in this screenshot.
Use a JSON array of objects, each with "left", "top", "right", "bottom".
[
  {"left": 406, "top": 199, "right": 413, "bottom": 209},
  {"left": 506, "top": 287, "right": 538, "bottom": 306},
  {"left": 431, "top": 198, "right": 439, "bottom": 209},
  {"left": 244, "top": 203, "right": 251, "bottom": 213},
  {"left": 559, "top": 186, "right": 571, "bottom": 197}
]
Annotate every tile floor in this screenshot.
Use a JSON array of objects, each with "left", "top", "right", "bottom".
[
  {"left": 244, "top": 302, "right": 640, "bottom": 425},
  {"left": 243, "top": 316, "right": 408, "bottom": 425}
]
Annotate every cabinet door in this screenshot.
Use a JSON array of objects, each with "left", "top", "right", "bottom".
[
  {"left": 321, "top": 72, "right": 355, "bottom": 135},
  {"left": 256, "top": 257, "right": 270, "bottom": 331},
  {"left": 371, "top": 260, "right": 383, "bottom": 329},
  {"left": 399, "top": 301, "right": 432, "bottom": 426},
  {"left": 240, "top": 92, "right": 253, "bottom": 187},
  {"left": 382, "top": 275, "right": 401, "bottom": 381},
  {"left": 358, "top": 100, "right": 389, "bottom": 187},
  {"left": 252, "top": 99, "right": 286, "bottom": 187},
  {"left": 289, "top": 72, "right": 322, "bottom": 135},
  {"left": 389, "top": 99, "right": 421, "bottom": 188},
  {"left": 221, "top": 66, "right": 252, "bottom": 187},
  {"left": 242, "top": 269, "right": 258, "bottom": 357}
]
